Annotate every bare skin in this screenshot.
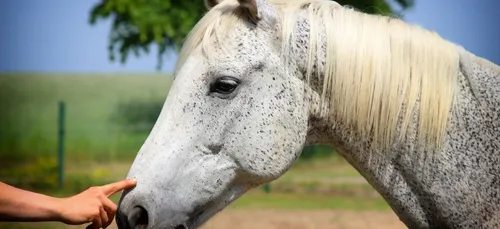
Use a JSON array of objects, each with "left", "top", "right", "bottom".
[{"left": 0, "top": 179, "right": 136, "bottom": 229}]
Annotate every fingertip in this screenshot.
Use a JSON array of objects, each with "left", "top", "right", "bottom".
[{"left": 127, "top": 178, "right": 137, "bottom": 185}]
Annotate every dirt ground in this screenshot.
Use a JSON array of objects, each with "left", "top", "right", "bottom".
[
  {"left": 1, "top": 209, "right": 407, "bottom": 229},
  {"left": 98, "top": 209, "right": 406, "bottom": 229},
  {"left": 200, "top": 209, "right": 407, "bottom": 229}
]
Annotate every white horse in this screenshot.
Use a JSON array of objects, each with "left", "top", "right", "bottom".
[{"left": 116, "top": 0, "right": 500, "bottom": 228}]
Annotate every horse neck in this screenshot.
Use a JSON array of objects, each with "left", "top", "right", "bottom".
[
  {"left": 286, "top": 10, "right": 435, "bottom": 227},
  {"left": 289, "top": 9, "right": 500, "bottom": 227}
]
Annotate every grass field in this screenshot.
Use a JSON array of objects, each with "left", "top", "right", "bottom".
[
  {"left": 0, "top": 73, "right": 174, "bottom": 190},
  {"left": 0, "top": 73, "right": 173, "bottom": 161},
  {"left": 0, "top": 74, "right": 400, "bottom": 229}
]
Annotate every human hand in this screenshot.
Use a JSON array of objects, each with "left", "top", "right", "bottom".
[{"left": 57, "top": 178, "right": 137, "bottom": 229}]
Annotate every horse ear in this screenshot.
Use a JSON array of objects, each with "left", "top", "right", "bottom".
[
  {"left": 204, "top": 0, "right": 221, "bottom": 10},
  {"left": 237, "top": 0, "right": 259, "bottom": 24}
]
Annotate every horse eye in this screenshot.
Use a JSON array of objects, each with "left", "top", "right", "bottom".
[{"left": 210, "top": 76, "right": 240, "bottom": 94}]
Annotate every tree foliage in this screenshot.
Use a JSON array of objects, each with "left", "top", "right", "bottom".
[{"left": 89, "top": 0, "right": 413, "bottom": 70}]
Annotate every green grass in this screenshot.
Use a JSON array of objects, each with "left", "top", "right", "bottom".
[
  {"left": 231, "top": 192, "right": 390, "bottom": 211},
  {"left": 0, "top": 73, "right": 173, "bottom": 162},
  {"left": 280, "top": 156, "right": 362, "bottom": 180},
  {"left": 0, "top": 73, "right": 173, "bottom": 190}
]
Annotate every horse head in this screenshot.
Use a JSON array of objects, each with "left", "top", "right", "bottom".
[{"left": 116, "top": 1, "right": 311, "bottom": 228}]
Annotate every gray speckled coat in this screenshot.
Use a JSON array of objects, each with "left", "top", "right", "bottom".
[{"left": 116, "top": 0, "right": 500, "bottom": 228}]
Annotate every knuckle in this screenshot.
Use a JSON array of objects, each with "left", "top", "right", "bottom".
[{"left": 91, "top": 189, "right": 104, "bottom": 197}]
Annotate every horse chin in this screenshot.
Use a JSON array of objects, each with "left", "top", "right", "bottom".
[{"left": 185, "top": 184, "right": 250, "bottom": 229}]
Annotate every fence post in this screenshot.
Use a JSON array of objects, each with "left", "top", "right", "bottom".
[
  {"left": 263, "top": 183, "right": 271, "bottom": 193},
  {"left": 57, "top": 101, "right": 65, "bottom": 189}
]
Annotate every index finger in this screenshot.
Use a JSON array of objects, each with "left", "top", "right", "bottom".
[{"left": 100, "top": 178, "right": 137, "bottom": 196}]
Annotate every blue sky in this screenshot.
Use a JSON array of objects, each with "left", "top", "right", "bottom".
[{"left": 0, "top": 0, "right": 498, "bottom": 73}]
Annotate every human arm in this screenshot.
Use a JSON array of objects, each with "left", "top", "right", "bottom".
[
  {"left": 0, "top": 181, "right": 63, "bottom": 222},
  {"left": 0, "top": 179, "right": 136, "bottom": 228}
]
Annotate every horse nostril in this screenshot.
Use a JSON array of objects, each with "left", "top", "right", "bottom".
[
  {"left": 174, "top": 225, "right": 187, "bottom": 229},
  {"left": 128, "top": 206, "right": 149, "bottom": 228}
]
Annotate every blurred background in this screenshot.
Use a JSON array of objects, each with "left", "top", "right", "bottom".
[{"left": 0, "top": 0, "right": 498, "bottom": 228}]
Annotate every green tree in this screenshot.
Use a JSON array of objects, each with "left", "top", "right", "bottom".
[{"left": 89, "top": 0, "right": 413, "bottom": 70}]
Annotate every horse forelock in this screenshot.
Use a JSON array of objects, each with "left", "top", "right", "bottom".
[
  {"left": 175, "top": 0, "right": 246, "bottom": 75},
  {"left": 175, "top": 0, "right": 461, "bottom": 152}
]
